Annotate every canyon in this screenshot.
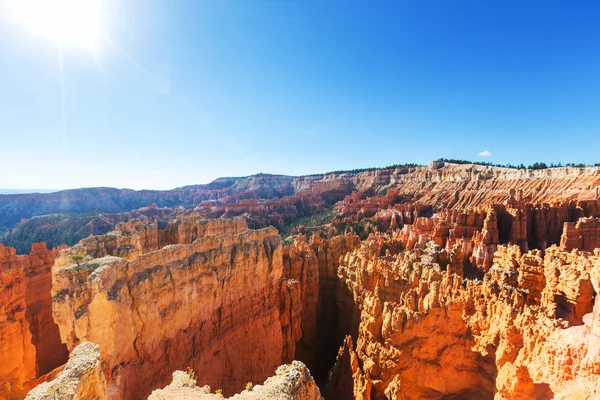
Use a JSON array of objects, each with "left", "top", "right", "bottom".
[{"left": 0, "top": 161, "right": 599, "bottom": 399}]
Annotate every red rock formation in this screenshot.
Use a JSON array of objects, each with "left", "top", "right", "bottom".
[
  {"left": 517, "top": 249, "right": 546, "bottom": 304},
  {"left": 282, "top": 235, "right": 320, "bottom": 369},
  {"left": 471, "top": 209, "right": 500, "bottom": 271},
  {"left": 390, "top": 164, "right": 600, "bottom": 208},
  {"left": 559, "top": 216, "right": 600, "bottom": 252},
  {"left": 0, "top": 246, "right": 34, "bottom": 399},
  {"left": 541, "top": 246, "right": 596, "bottom": 325},
  {"left": 330, "top": 234, "right": 600, "bottom": 399},
  {"left": 325, "top": 336, "right": 367, "bottom": 400},
  {"left": 279, "top": 279, "right": 303, "bottom": 365},
  {"left": 54, "top": 217, "right": 248, "bottom": 265},
  {"left": 25, "top": 342, "right": 107, "bottom": 400},
  {"left": 22, "top": 243, "right": 69, "bottom": 376},
  {"left": 1, "top": 204, "right": 182, "bottom": 255},
  {"left": 50, "top": 220, "right": 306, "bottom": 399},
  {"left": 282, "top": 233, "right": 361, "bottom": 382},
  {"left": 0, "top": 243, "right": 68, "bottom": 399}
]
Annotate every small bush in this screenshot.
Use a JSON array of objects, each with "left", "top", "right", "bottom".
[
  {"left": 215, "top": 388, "right": 223, "bottom": 394},
  {"left": 245, "top": 382, "right": 254, "bottom": 391},
  {"left": 186, "top": 367, "right": 195, "bottom": 381},
  {"left": 69, "top": 253, "right": 87, "bottom": 266}
]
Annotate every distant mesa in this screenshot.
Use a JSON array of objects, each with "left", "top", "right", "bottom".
[{"left": 0, "top": 189, "right": 59, "bottom": 194}]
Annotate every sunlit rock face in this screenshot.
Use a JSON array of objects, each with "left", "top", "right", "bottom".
[
  {"left": 147, "top": 361, "right": 321, "bottom": 400},
  {"left": 0, "top": 242, "right": 68, "bottom": 399},
  {"left": 560, "top": 216, "right": 600, "bottom": 252},
  {"left": 327, "top": 234, "right": 600, "bottom": 400},
  {"left": 51, "top": 219, "right": 298, "bottom": 399},
  {"left": 283, "top": 235, "right": 320, "bottom": 369},
  {"left": 25, "top": 342, "right": 107, "bottom": 400},
  {"left": 53, "top": 217, "right": 249, "bottom": 265}
]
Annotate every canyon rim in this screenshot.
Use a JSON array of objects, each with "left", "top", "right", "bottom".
[{"left": 0, "top": 161, "right": 598, "bottom": 399}]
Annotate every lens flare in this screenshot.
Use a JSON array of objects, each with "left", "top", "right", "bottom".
[{"left": 8, "top": 0, "right": 106, "bottom": 52}]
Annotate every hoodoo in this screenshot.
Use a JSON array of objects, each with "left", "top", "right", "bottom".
[{"left": 1, "top": 162, "right": 600, "bottom": 399}]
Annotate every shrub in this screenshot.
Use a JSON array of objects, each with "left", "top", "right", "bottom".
[
  {"left": 69, "top": 253, "right": 87, "bottom": 266},
  {"left": 246, "top": 382, "right": 254, "bottom": 391},
  {"left": 186, "top": 367, "right": 195, "bottom": 381}
]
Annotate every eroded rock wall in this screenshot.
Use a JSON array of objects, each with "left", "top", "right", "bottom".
[
  {"left": 560, "top": 217, "right": 600, "bottom": 252},
  {"left": 25, "top": 342, "right": 107, "bottom": 400},
  {"left": 54, "top": 217, "right": 248, "bottom": 265},
  {"left": 329, "top": 235, "right": 600, "bottom": 399},
  {"left": 51, "top": 223, "right": 294, "bottom": 399},
  {"left": 10, "top": 162, "right": 600, "bottom": 400},
  {"left": 0, "top": 245, "right": 34, "bottom": 399},
  {"left": 0, "top": 243, "right": 68, "bottom": 399},
  {"left": 283, "top": 235, "right": 319, "bottom": 369}
]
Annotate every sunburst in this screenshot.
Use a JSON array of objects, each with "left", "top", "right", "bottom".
[{"left": 7, "top": 0, "right": 107, "bottom": 52}]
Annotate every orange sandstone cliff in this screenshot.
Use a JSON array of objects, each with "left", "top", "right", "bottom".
[
  {"left": 325, "top": 236, "right": 600, "bottom": 399},
  {"left": 24, "top": 343, "right": 322, "bottom": 400},
  {"left": 50, "top": 219, "right": 304, "bottom": 399},
  {"left": 0, "top": 243, "right": 68, "bottom": 399}
]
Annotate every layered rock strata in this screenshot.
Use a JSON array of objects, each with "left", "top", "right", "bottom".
[
  {"left": 51, "top": 220, "right": 301, "bottom": 399},
  {"left": 560, "top": 216, "right": 600, "bottom": 252},
  {"left": 329, "top": 234, "right": 600, "bottom": 399},
  {"left": 283, "top": 235, "right": 320, "bottom": 369},
  {"left": 6, "top": 162, "right": 600, "bottom": 400},
  {"left": 2, "top": 163, "right": 600, "bottom": 234},
  {"left": 53, "top": 217, "right": 248, "bottom": 265},
  {"left": 0, "top": 243, "right": 68, "bottom": 399}
]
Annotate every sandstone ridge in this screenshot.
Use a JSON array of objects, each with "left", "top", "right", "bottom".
[{"left": 51, "top": 218, "right": 295, "bottom": 399}]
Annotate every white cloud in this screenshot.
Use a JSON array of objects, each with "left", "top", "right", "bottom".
[{"left": 477, "top": 150, "right": 492, "bottom": 157}]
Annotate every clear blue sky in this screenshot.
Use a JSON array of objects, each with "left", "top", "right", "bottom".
[{"left": 1, "top": 0, "right": 600, "bottom": 190}]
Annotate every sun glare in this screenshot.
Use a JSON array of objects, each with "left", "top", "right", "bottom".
[{"left": 8, "top": 0, "right": 106, "bottom": 51}]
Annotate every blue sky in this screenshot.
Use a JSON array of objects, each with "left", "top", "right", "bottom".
[{"left": 1, "top": 0, "right": 600, "bottom": 190}]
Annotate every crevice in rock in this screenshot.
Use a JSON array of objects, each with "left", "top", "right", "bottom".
[
  {"left": 313, "top": 284, "right": 342, "bottom": 388},
  {"left": 24, "top": 254, "right": 69, "bottom": 376},
  {"left": 312, "top": 254, "right": 360, "bottom": 392}
]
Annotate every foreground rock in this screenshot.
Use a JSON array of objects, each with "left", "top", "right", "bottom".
[
  {"left": 25, "top": 342, "right": 107, "bottom": 400},
  {"left": 148, "top": 361, "right": 321, "bottom": 400}
]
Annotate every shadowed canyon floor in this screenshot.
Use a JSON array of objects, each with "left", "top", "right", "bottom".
[{"left": 1, "top": 162, "right": 600, "bottom": 399}]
